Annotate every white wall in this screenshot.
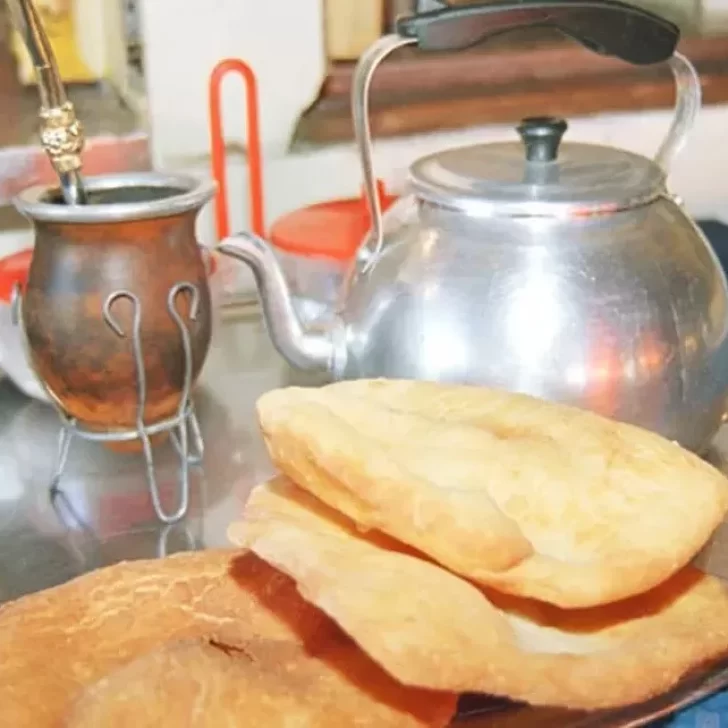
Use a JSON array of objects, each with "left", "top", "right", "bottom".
[{"left": 139, "top": 0, "right": 326, "bottom": 162}]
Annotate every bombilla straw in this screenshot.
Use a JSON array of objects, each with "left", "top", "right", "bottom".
[{"left": 6, "top": 0, "right": 87, "bottom": 204}]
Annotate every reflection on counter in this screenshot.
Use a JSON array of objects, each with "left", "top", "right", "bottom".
[{"left": 0, "top": 312, "right": 315, "bottom": 604}]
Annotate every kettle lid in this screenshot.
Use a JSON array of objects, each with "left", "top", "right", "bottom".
[{"left": 409, "top": 117, "right": 666, "bottom": 217}]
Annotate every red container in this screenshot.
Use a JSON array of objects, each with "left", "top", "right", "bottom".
[{"left": 209, "top": 58, "right": 397, "bottom": 322}]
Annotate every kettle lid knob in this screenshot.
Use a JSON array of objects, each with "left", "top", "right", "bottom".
[{"left": 517, "top": 117, "right": 568, "bottom": 163}]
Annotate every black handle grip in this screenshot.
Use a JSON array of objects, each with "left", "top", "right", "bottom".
[{"left": 396, "top": 0, "right": 679, "bottom": 66}]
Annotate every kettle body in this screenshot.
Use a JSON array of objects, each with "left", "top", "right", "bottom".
[{"left": 334, "top": 195, "right": 728, "bottom": 452}]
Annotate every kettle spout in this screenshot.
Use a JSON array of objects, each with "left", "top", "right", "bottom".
[{"left": 216, "top": 233, "right": 335, "bottom": 371}]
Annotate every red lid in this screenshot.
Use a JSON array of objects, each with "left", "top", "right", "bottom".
[
  {"left": 0, "top": 248, "right": 33, "bottom": 304},
  {"left": 270, "top": 180, "right": 397, "bottom": 261}
]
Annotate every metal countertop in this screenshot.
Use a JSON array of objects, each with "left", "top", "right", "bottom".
[
  {"left": 1, "top": 303, "right": 727, "bottom": 599},
  {"left": 0, "top": 306, "right": 326, "bottom": 604},
  {"left": 1, "top": 306, "right": 728, "bottom": 727},
  {"left": 4, "top": 228, "right": 728, "bottom": 601}
]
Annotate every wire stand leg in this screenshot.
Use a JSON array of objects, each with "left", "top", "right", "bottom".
[
  {"left": 102, "top": 283, "right": 202, "bottom": 525},
  {"left": 49, "top": 422, "right": 73, "bottom": 495}
]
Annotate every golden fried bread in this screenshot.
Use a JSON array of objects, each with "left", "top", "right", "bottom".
[
  {"left": 67, "top": 638, "right": 455, "bottom": 727},
  {"left": 256, "top": 381, "right": 728, "bottom": 606},
  {"left": 231, "top": 478, "right": 728, "bottom": 711},
  {"left": 0, "top": 550, "right": 338, "bottom": 727}
]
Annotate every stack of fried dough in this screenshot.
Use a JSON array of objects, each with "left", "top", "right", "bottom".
[
  {"left": 0, "top": 549, "right": 458, "bottom": 727},
  {"left": 230, "top": 379, "right": 728, "bottom": 713},
  {"left": 3, "top": 379, "right": 728, "bottom": 727}
]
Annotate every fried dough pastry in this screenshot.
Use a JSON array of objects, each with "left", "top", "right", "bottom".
[
  {"left": 0, "top": 550, "right": 338, "bottom": 727},
  {"left": 230, "top": 478, "right": 728, "bottom": 711},
  {"left": 256, "top": 381, "right": 728, "bottom": 607},
  {"left": 67, "top": 638, "right": 455, "bottom": 727}
]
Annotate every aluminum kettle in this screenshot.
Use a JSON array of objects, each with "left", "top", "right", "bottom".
[{"left": 217, "top": 0, "right": 728, "bottom": 453}]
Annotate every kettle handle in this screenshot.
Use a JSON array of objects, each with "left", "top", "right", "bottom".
[
  {"left": 396, "top": 1, "right": 678, "bottom": 61},
  {"left": 353, "top": 0, "right": 694, "bottom": 268}
]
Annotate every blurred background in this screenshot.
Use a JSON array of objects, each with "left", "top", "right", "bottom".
[{"left": 1, "top": 0, "right": 728, "bottom": 271}]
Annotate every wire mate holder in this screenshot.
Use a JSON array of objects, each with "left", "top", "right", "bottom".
[{"left": 12, "top": 281, "right": 205, "bottom": 524}]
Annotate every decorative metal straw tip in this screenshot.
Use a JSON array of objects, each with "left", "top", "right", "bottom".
[{"left": 5, "top": 0, "right": 87, "bottom": 204}]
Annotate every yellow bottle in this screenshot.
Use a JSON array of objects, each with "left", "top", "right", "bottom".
[{"left": 10, "top": 0, "right": 104, "bottom": 85}]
